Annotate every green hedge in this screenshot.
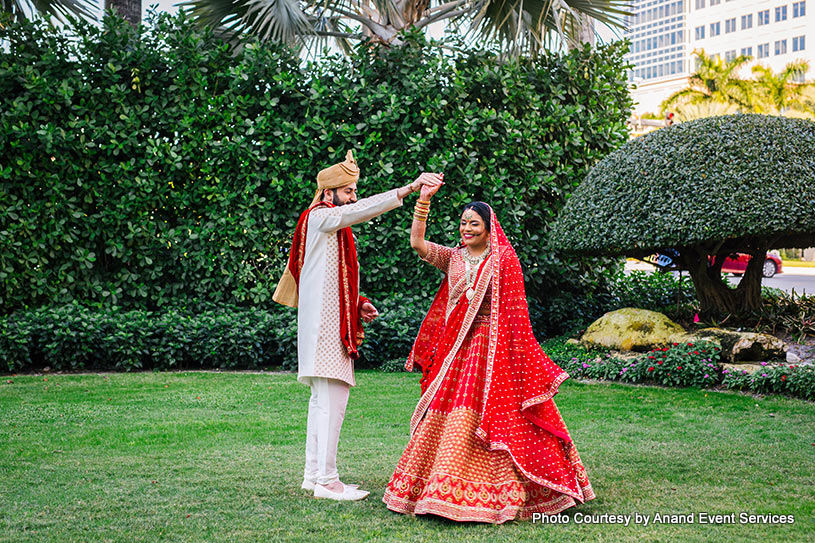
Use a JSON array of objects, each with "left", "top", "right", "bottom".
[
  {"left": 0, "top": 302, "right": 295, "bottom": 372},
  {"left": 0, "top": 272, "right": 694, "bottom": 373},
  {"left": 0, "top": 293, "right": 430, "bottom": 373},
  {"left": 0, "top": 12, "right": 631, "bottom": 337}
]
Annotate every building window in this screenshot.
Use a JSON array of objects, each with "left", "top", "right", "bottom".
[
  {"left": 758, "top": 9, "right": 770, "bottom": 25},
  {"left": 775, "top": 39, "right": 788, "bottom": 55},
  {"left": 695, "top": 25, "right": 705, "bottom": 39},
  {"left": 710, "top": 21, "right": 721, "bottom": 36},
  {"left": 711, "top": 0, "right": 720, "bottom": 5},
  {"left": 741, "top": 46, "right": 753, "bottom": 57},
  {"left": 695, "top": 0, "right": 705, "bottom": 8},
  {"left": 793, "top": 1, "right": 806, "bottom": 17},
  {"left": 776, "top": 5, "right": 789, "bottom": 21},
  {"left": 725, "top": 50, "right": 736, "bottom": 61},
  {"left": 793, "top": 35, "right": 806, "bottom": 51},
  {"left": 757, "top": 43, "right": 769, "bottom": 58},
  {"left": 741, "top": 14, "right": 753, "bottom": 29},
  {"left": 725, "top": 18, "right": 736, "bottom": 33}
]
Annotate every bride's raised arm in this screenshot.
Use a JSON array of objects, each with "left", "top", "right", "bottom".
[{"left": 410, "top": 177, "right": 443, "bottom": 259}]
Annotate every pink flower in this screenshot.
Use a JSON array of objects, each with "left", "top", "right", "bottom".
[
  {"left": 693, "top": 313, "right": 700, "bottom": 323},
  {"left": 704, "top": 374, "right": 709, "bottom": 378},
  {"left": 760, "top": 362, "right": 768, "bottom": 366}
]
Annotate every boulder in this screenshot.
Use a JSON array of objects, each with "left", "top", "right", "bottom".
[
  {"left": 580, "top": 308, "right": 686, "bottom": 352},
  {"left": 786, "top": 351, "right": 802, "bottom": 364},
  {"left": 682, "top": 328, "right": 787, "bottom": 363}
]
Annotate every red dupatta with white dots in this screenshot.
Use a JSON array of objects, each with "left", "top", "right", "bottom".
[{"left": 405, "top": 206, "right": 588, "bottom": 500}]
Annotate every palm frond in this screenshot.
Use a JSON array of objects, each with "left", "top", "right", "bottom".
[
  {"left": 180, "top": 0, "right": 313, "bottom": 45},
  {"left": 3, "top": 0, "right": 97, "bottom": 23}
]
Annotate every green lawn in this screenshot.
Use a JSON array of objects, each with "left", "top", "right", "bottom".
[{"left": 1, "top": 371, "right": 812, "bottom": 543}]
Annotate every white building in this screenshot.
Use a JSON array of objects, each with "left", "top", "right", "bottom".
[{"left": 627, "top": 0, "right": 815, "bottom": 115}]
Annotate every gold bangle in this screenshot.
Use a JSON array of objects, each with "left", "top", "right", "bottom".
[
  {"left": 413, "top": 215, "right": 427, "bottom": 222},
  {"left": 417, "top": 199, "right": 431, "bottom": 205}
]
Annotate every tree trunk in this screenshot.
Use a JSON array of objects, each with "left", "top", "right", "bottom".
[
  {"left": 576, "top": 15, "right": 595, "bottom": 47},
  {"left": 680, "top": 244, "right": 767, "bottom": 316},
  {"left": 106, "top": 0, "right": 141, "bottom": 27}
]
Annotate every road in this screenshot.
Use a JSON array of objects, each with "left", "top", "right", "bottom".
[{"left": 624, "top": 261, "right": 815, "bottom": 295}]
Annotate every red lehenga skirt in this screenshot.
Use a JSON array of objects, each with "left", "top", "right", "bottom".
[{"left": 383, "top": 315, "right": 595, "bottom": 524}]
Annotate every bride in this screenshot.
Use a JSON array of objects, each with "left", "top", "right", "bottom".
[{"left": 382, "top": 181, "right": 595, "bottom": 523}]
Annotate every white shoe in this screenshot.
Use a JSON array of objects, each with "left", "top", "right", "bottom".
[
  {"left": 302, "top": 479, "right": 358, "bottom": 491},
  {"left": 313, "top": 483, "right": 369, "bottom": 501}
]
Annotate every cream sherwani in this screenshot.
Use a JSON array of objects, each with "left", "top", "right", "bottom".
[{"left": 297, "top": 189, "right": 403, "bottom": 387}]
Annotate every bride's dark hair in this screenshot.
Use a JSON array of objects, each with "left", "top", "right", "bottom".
[{"left": 462, "top": 201, "right": 491, "bottom": 232}]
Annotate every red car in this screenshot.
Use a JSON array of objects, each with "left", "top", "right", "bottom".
[{"left": 718, "top": 253, "right": 783, "bottom": 278}]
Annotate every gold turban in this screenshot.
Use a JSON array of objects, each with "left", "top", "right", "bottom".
[{"left": 309, "top": 150, "right": 360, "bottom": 206}]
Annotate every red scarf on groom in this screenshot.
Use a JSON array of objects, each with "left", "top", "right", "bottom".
[{"left": 278, "top": 201, "right": 369, "bottom": 360}]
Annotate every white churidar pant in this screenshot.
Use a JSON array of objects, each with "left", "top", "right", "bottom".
[{"left": 303, "top": 376, "right": 350, "bottom": 485}]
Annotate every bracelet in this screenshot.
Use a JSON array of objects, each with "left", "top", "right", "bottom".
[{"left": 414, "top": 199, "right": 430, "bottom": 221}]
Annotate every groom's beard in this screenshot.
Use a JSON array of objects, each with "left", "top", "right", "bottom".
[{"left": 332, "top": 192, "right": 345, "bottom": 206}]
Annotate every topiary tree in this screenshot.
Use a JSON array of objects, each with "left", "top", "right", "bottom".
[{"left": 549, "top": 114, "right": 815, "bottom": 316}]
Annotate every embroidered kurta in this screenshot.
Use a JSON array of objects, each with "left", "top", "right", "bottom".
[{"left": 297, "top": 189, "right": 403, "bottom": 387}]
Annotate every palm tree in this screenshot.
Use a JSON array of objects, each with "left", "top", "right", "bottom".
[
  {"left": 105, "top": 0, "right": 141, "bottom": 26},
  {"left": 177, "top": 0, "right": 631, "bottom": 56},
  {"left": 751, "top": 60, "right": 814, "bottom": 117},
  {"left": 2, "top": 0, "right": 140, "bottom": 25},
  {"left": 660, "top": 49, "right": 754, "bottom": 114},
  {"left": 670, "top": 100, "right": 738, "bottom": 123},
  {"left": 1, "top": 0, "right": 97, "bottom": 23}
]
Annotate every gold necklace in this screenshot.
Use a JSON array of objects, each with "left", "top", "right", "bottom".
[{"left": 463, "top": 245, "right": 490, "bottom": 300}]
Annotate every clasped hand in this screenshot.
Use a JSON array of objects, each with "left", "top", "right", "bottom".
[{"left": 412, "top": 173, "right": 444, "bottom": 197}]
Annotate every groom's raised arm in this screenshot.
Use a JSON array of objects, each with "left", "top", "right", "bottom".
[{"left": 312, "top": 189, "right": 404, "bottom": 233}]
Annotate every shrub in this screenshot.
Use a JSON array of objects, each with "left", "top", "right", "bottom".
[
  {"left": 548, "top": 334, "right": 814, "bottom": 400},
  {"left": 549, "top": 114, "right": 815, "bottom": 316},
  {"left": 722, "top": 363, "right": 815, "bottom": 401},
  {"left": 632, "top": 341, "right": 723, "bottom": 388},
  {"left": 0, "top": 302, "right": 298, "bottom": 372},
  {"left": 558, "top": 340, "right": 723, "bottom": 388}
]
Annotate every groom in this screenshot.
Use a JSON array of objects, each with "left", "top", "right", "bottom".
[{"left": 274, "top": 150, "right": 442, "bottom": 501}]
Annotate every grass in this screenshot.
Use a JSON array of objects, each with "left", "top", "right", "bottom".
[{"left": 1, "top": 370, "right": 813, "bottom": 543}]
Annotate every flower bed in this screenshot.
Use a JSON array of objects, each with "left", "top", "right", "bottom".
[{"left": 544, "top": 336, "right": 814, "bottom": 401}]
